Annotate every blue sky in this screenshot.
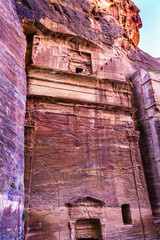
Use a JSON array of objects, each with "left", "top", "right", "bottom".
[{"left": 132, "top": 0, "right": 160, "bottom": 58}]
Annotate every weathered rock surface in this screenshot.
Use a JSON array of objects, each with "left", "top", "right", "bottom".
[
  {"left": 16, "top": 0, "right": 160, "bottom": 74},
  {"left": 0, "top": 0, "right": 26, "bottom": 239},
  {"left": 132, "top": 69, "right": 160, "bottom": 237},
  {"left": 20, "top": 1, "right": 160, "bottom": 239},
  {"left": 1, "top": 0, "right": 160, "bottom": 239},
  {"left": 16, "top": 0, "right": 142, "bottom": 46}
]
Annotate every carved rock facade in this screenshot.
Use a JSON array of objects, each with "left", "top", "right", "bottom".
[
  {"left": 24, "top": 31, "right": 155, "bottom": 239},
  {"left": 132, "top": 70, "right": 160, "bottom": 236}
]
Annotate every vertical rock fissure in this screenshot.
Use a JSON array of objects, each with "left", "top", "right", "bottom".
[{"left": 128, "top": 138, "right": 146, "bottom": 239}]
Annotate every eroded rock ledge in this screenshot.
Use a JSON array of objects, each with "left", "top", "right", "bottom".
[{"left": 16, "top": 0, "right": 141, "bottom": 46}]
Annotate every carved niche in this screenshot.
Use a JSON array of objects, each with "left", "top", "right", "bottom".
[{"left": 66, "top": 196, "right": 106, "bottom": 240}]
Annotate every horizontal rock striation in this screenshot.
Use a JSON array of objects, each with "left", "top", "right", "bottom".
[{"left": 23, "top": 22, "right": 157, "bottom": 240}]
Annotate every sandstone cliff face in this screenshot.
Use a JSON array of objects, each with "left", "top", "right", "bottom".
[
  {"left": 1, "top": 0, "right": 160, "bottom": 239},
  {"left": 16, "top": 0, "right": 141, "bottom": 45},
  {"left": 16, "top": 0, "right": 160, "bottom": 73},
  {"left": 0, "top": 0, "right": 26, "bottom": 239}
]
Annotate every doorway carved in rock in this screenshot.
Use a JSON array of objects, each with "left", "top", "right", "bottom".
[{"left": 75, "top": 219, "right": 101, "bottom": 240}]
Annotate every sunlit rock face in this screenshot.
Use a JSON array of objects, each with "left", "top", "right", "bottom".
[
  {"left": 1, "top": 0, "right": 160, "bottom": 239},
  {"left": 108, "top": 0, "right": 142, "bottom": 46},
  {"left": 16, "top": 0, "right": 142, "bottom": 48}
]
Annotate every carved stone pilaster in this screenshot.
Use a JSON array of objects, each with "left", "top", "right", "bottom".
[
  {"left": 100, "top": 219, "right": 106, "bottom": 240},
  {"left": 69, "top": 221, "right": 76, "bottom": 240}
]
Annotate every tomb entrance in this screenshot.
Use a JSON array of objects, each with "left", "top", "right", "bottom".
[
  {"left": 67, "top": 196, "right": 106, "bottom": 240},
  {"left": 75, "top": 219, "right": 101, "bottom": 240}
]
